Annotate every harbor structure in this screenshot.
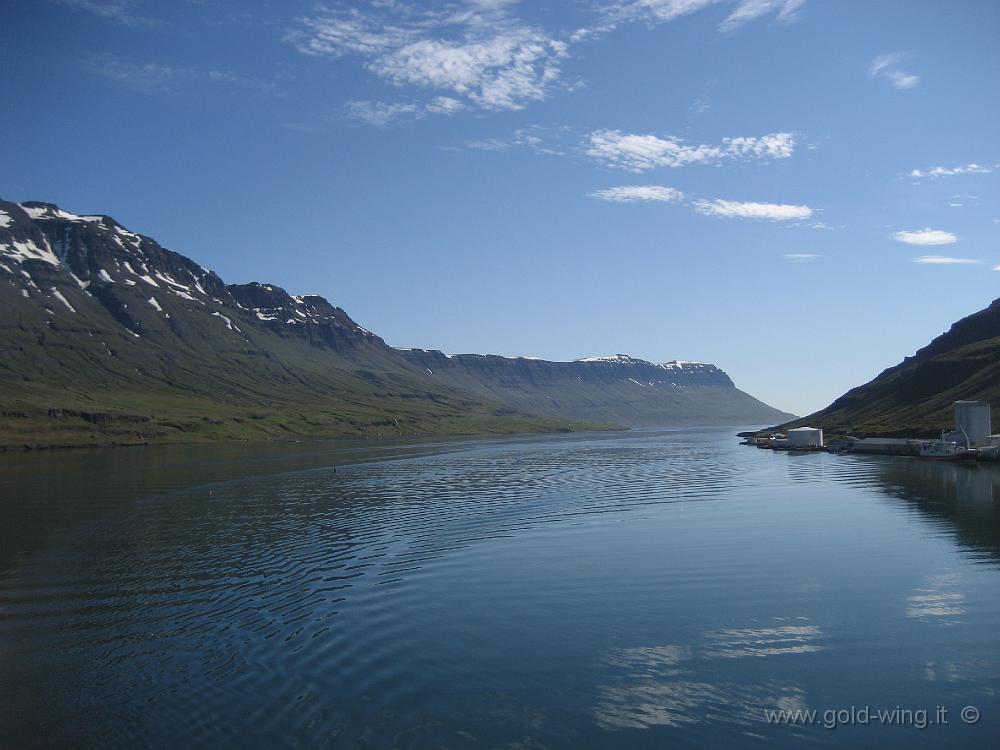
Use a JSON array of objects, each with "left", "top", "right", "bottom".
[
  {"left": 953, "top": 400, "right": 992, "bottom": 447},
  {"left": 788, "top": 426, "right": 824, "bottom": 450},
  {"left": 747, "top": 400, "right": 998, "bottom": 460},
  {"left": 852, "top": 438, "right": 923, "bottom": 456}
]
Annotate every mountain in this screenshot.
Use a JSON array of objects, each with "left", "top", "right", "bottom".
[
  {"left": 0, "top": 200, "right": 579, "bottom": 448},
  {"left": 396, "top": 351, "right": 795, "bottom": 427},
  {"left": 0, "top": 198, "right": 792, "bottom": 448},
  {"left": 779, "top": 297, "right": 1000, "bottom": 437}
]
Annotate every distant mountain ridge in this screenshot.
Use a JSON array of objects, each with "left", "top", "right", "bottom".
[
  {"left": 778, "top": 297, "right": 1000, "bottom": 436},
  {"left": 0, "top": 198, "right": 792, "bottom": 448},
  {"left": 395, "top": 350, "right": 794, "bottom": 428}
]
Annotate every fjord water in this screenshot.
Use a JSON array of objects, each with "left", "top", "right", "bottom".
[{"left": 1, "top": 430, "right": 999, "bottom": 748}]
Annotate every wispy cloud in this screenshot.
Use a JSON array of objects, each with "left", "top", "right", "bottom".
[
  {"left": 993, "top": 265, "right": 1000, "bottom": 272},
  {"left": 585, "top": 130, "right": 794, "bottom": 172},
  {"left": 602, "top": 0, "right": 806, "bottom": 33},
  {"left": 908, "top": 163, "right": 993, "bottom": 179},
  {"left": 784, "top": 252, "right": 819, "bottom": 262},
  {"left": 587, "top": 185, "right": 815, "bottom": 222},
  {"left": 694, "top": 199, "right": 812, "bottom": 220},
  {"left": 912, "top": 256, "right": 978, "bottom": 265},
  {"left": 589, "top": 185, "right": 685, "bottom": 202},
  {"left": 893, "top": 228, "right": 958, "bottom": 246},
  {"left": 87, "top": 56, "right": 276, "bottom": 95},
  {"left": 57, "top": 0, "right": 155, "bottom": 26},
  {"left": 287, "top": 1, "right": 808, "bottom": 122},
  {"left": 426, "top": 96, "right": 467, "bottom": 114},
  {"left": 88, "top": 58, "right": 178, "bottom": 92},
  {"left": 344, "top": 100, "right": 423, "bottom": 127},
  {"left": 869, "top": 52, "right": 919, "bottom": 89},
  {"left": 718, "top": 0, "right": 806, "bottom": 32},
  {"left": 457, "top": 125, "right": 569, "bottom": 155},
  {"left": 343, "top": 94, "right": 470, "bottom": 127},
  {"left": 690, "top": 80, "right": 716, "bottom": 114},
  {"left": 287, "top": 3, "right": 570, "bottom": 113}
]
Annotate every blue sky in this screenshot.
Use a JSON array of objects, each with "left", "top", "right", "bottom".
[{"left": 2, "top": 0, "right": 998, "bottom": 415}]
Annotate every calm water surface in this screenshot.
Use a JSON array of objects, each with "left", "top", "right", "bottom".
[{"left": 1, "top": 429, "right": 999, "bottom": 748}]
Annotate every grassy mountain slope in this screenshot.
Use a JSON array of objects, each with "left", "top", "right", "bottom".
[
  {"left": 0, "top": 200, "right": 595, "bottom": 448},
  {"left": 779, "top": 297, "right": 1000, "bottom": 436}
]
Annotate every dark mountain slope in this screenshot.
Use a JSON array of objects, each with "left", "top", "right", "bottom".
[{"left": 780, "top": 297, "right": 1000, "bottom": 436}]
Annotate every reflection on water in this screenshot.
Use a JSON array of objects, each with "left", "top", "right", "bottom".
[
  {"left": 906, "top": 574, "right": 966, "bottom": 623},
  {"left": 865, "top": 456, "right": 1000, "bottom": 561},
  {"left": 1, "top": 430, "right": 999, "bottom": 748},
  {"left": 595, "top": 623, "right": 819, "bottom": 730}
]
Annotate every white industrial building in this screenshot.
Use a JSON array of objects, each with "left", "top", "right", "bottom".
[
  {"left": 788, "top": 426, "right": 824, "bottom": 450},
  {"left": 953, "top": 400, "right": 992, "bottom": 448}
]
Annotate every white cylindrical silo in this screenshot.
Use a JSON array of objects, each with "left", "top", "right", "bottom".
[{"left": 954, "top": 401, "right": 991, "bottom": 448}]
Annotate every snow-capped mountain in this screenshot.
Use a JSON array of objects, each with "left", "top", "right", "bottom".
[
  {"left": 0, "top": 198, "right": 793, "bottom": 447},
  {"left": 2, "top": 201, "right": 374, "bottom": 346}
]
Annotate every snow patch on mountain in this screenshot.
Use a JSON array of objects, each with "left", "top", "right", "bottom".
[
  {"left": 20, "top": 204, "right": 102, "bottom": 223},
  {"left": 1, "top": 238, "right": 60, "bottom": 266},
  {"left": 51, "top": 288, "right": 76, "bottom": 313},
  {"left": 211, "top": 311, "right": 241, "bottom": 332},
  {"left": 576, "top": 354, "right": 637, "bottom": 364}
]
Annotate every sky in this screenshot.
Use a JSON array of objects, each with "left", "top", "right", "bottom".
[{"left": 2, "top": 0, "right": 998, "bottom": 416}]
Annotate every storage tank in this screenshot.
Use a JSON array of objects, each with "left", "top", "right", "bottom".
[
  {"left": 954, "top": 401, "right": 991, "bottom": 448},
  {"left": 787, "top": 426, "right": 823, "bottom": 450}
]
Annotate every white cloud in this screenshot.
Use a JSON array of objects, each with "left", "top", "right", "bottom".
[
  {"left": 58, "top": 0, "right": 154, "bottom": 26},
  {"left": 86, "top": 56, "right": 271, "bottom": 95},
  {"left": 288, "top": 1, "right": 809, "bottom": 121},
  {"left": 893, "top": 228, "right": 958, "bottom": 246},
  {"left": 614, "top": 0, "right": 717, "bottom": 23},
  {"left": 869, "top": 53, "right": 919, "bottom": 89},
  {"left": 784, "top": 253, "right": 819, "bottom": 262},
  {"left": 589, "top": 185, "right": 685, "bottom": 202},
  {"left": 912, "top": 256, "right": 979, "bottom": 265},
  {"left": 908, "top": 163, "right": 993, "bottom": 179},
  {"left": 694, "top": 199, "right": 812, "bottom": 220},
  {"left": 605, "top": 0, "right": 805, "bottom": 32},
  {"left": 288, "top": 12, "right": 414, "bottom": 58},
  {"left": 459, "top": 125, "right": 567, "bottom": 155},
  {"left": 373, "top": 32, "right": 568, "bottom": 111},
  {"left": 344, "top": 100, "right": 423, "bottom": 127},
  {"left": 87, "top": 59, "right": 179, "bottom": 91},
  {"left": 993, "top": 265, "right": 1000, "bottom": 272},
  {"left": 719, "top": 0, "right": 806, "bottom": 32},
  {"left": 585, "top": 130, "right": 795, "bottom": 172},
  {"left": 288, "top": 3, "right": 570, "bottom": 113},
  {"left": 426, "top": 96, "right": 467, "bottom": 114}
]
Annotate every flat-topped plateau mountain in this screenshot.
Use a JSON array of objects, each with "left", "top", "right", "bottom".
[{"left": 396, "top": 350, "right": 794, "bottom": 428}]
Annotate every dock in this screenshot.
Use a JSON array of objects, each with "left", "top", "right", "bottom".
[{"left": 743, "top": 400, "right": 1000, "bottom": 462}]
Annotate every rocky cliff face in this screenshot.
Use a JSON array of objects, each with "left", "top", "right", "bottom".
[
  {"left": 779, "top": 297, "right": 1000, "bottom": 436},
  {"left": 0, "top": 198, "right": 793, "bottom": 447}
]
